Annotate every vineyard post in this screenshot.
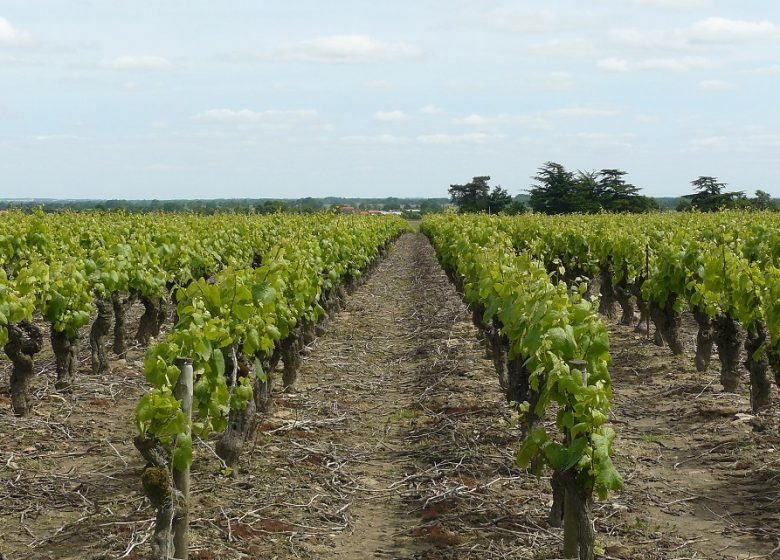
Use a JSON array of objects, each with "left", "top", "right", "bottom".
[
  {"left": 645, "top": 244, "right": 650, "bottom": 338},
  {"left": 173, "top": 358, "right": 193, "bottom": 560}
]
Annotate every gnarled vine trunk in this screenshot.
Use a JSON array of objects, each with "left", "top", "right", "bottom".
[
  {"left": 111, "top": 291, "right": 135, "bottom": 356},
  {"left": 630, "top": 279, "right": 651, "bottom": 334},
  {"left": 713, "top": 314, "right": 742, "bottom": 392},
  {"left": 217, "top": 397, "right": 256, "bottom": 469},
  {"left": 563, "top": 471, "right": 595, "bottom": 560},
  {"left": 597, "top": 264, "right": 617, "bottom": 319},
  {"left": 134, "top": 437, "right": 178, "bottom": 560},
  {"left": 488, "top": 317, "right": 509, "bottom": 391},
  {"left": 90, "top": 297, "right": 113, "bottom": 375},
  {"left": 4, "top": 321, "right": 43, "bottom": 416},
  {"left": 470, "top": 302, "right": 493, "bottom": 359},
  {"left": 613, "top": 270, "right": 634, "bottom": 326},
  {"left": 548, "top": 469, "right": 565, "bottom": 528},
  {"left": 345, "top": 273, "right": 359, "bottom": 294},
  {"left": 255, "top": 347, "right": 282, "bottom": 415},
  {"left": 51, "top": 328, "right": 79, "bottom": 392},
  {"left": 649, "top": 296, "right": 683, "bottom": 355},
  {"left": 281, "top": 326, "right": 303, "bottom": 390},
  {"left": 316, "top": 297, "right": 331, "bottom": 336},
  {"left": 137, "top": 295, "right": 165, "bottom": 345},
  {"left": 744, "top": 322, "right": 771, "bottom": 412},
  {"left": 301, "top": 319, "right": 316, "bottom": 347},
  {"left": 692, "top": 307, "right": 715, "bottom": 372},
  {"left": 506, "top": 355, "right": 531, "bottom": 406},
  {"left": 769, "top": 350, "right": 780, "bottom": 389}
]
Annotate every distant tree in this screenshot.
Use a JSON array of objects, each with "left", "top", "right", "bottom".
[
  {"left": 528, "top": 162, "right": 581, "bottom": 214},
  {"left": 448, "top": 176, "right": 514, "bottom": 213},
  {"left": 682, "top": 176, "right": 745, "bottom": 212},
  {"left": 750, "top": 190, "right": 778, "bottom": 211},
  {"left": 574, "top": 170, "right": 603, "bottom": 213},
  {"left": 529, "top": 163, "right": 657, "bottom": 214},
  {"left": 449, "top": 176, "right": 491, "bottom": 212},
  {"left": 487, "top": 185, "right": 512, "bottom": 213},
  {"left": 382, "top": 197, "right": 402, "bottom": 211},
  {"left": 295, "top": 197, "right": 324, "bottom": 213},
  {"left": 255, "top": 200, "right": 289, "bottom": 214},
  {"left": 419, "top": 199, "right": 444, "bottom": 214},
  {"left": 676, "top": 198, "right": 693, "bottom": 212},
  {"left": 597, "top": 169, "right": 659, "bottom": 213},
  {"left": 503, "top": 196, "right": 527, "bottom": 215}
]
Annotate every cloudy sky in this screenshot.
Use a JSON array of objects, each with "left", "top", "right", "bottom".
[{"left": 1, "top": 1, "right": 779, "bottom": 199}]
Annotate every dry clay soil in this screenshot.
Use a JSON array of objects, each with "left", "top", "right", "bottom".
[{"left": 1, "top": 232, "right": 780, "bottom": 560}]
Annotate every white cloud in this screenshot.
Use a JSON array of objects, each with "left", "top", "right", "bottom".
[
  {"left": 744, "top": 134, "right": 780, "bottom": 148},
  {"left": 420, "top": 104, "right": 444, "bottom": 115},
  {"left": 0, "top": 54, "right": 38, "bottom": 66},
  {"left": 105, "top": 55, "right": 174, "bottom": 71},
  {"left": 365, "top": 79, "right": 393, "bottom": 89},
  {"left": 473, "top": 9, "right": 584, "bottom": 34},
  {"left": 597, "top": 58, "right": 631, "bottom": 72},
  {"left": 375, "top": 110, "right": 409, "bottom": 122},
  {"left": 577, "top": 132, "right": 636, "bottom": 148},
  {"left": 632, "top": 0, "right": 708, "bottom": 7},
  {"left": 547, "top": 107, "right": 620, "bottom": 118},
  {"left": 452, "top": 113, "right": 551, "bottom": 129},
  {"left": 691, "top": 135, "right": 728, "bottom": 147},
  {"left": 698, "top": 79, "right": 734, "bottom": 91},
  {"left": 636, "top": 114, "right": 660, "bottom": 123},
  {"left": 192, "top": 109, "right": 319, "bottom": 126},
  {"left": 341, "top": 133, "right": 495, "bottom": 145},
  {"left": 532, "top": 71, "right": 576, "bottom": 91},
  {"left": 0, "top": 17, "right": 33, "bottom": 48},
  {"left": 598, "top": 56, "right": 710, "bottom": 72},
  {"left": 639, "top": 56, "right": 711, "bottom": 71},
  {"left": 455, "top": 107, "right": 623, "bottom": 128},
  {"left": 416, "top": 133, "right": 491, "bottom": 145},
  {"left": 577, "top": 132, "right": 635, "bottom": 141},
  {"left": 609, "top": 28, "right": 692, "bottom": 51},
  {"left": 32, "top": 134, "right": 86, "bottom": 143},
  {"left": 262, "top": 35, "right": 422, "bottom": 64},
  {"left": 689, "top": 17, "right": 780, "bottom": 43},
  {"left": 751, "top": 64, "right": 780, "bottom": 75},
  {"left": 121, "top": 81, "right": 141, "bottom": 92},
  {"left": 453, "top": 114, "right": 491, "bottom": 126},
  {"left": 527, "top": 38, "right": 600, "bottom": 57},
  {"left": 607, "top": 17, "right": 780, "bottom": 55}
]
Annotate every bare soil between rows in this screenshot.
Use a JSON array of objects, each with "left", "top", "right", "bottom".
[{"left": 1, "top": 232, "right": 779, "bottom": 559}]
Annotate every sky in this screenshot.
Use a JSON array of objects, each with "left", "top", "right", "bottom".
[{"left": 1, "top": 1, "right": 779, "bottom": 200}]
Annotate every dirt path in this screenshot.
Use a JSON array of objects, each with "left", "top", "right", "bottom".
[
  {"left": 263, "top": 232, "right": 540, "bottom": 559},
  {"left": 2, "top": 232, "right": 780, "bottom": 560}
]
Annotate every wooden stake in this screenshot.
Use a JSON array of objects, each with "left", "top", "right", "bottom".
[{"left": 173, "top": 358, "right": 193, "bottom": 560}]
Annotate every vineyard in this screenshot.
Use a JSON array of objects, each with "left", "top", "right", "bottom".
[{"left": 1, "top": 210, "right": 779, "bottom": 559}]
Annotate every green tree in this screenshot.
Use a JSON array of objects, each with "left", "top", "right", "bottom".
[
  {"left": 488, "top": 185, "right": 513, "bottom": 213},
  {"left": 448, "top": 177, "right": 514, "bottom": 213},
  {"left": 449, "top": 176, "right": 491, "bottom": 212},
  {"left": 503, "top": 197, "right": 527, "bottom": 215},
  {"left": 597, "top": 169, "right": 659, "bottom": 213},
  {"left": 683, "top": 176, "right": 745, "bottom": 212},
  {"left": 750, "top": 190, "right": 778, "bottom": 211},
  {"left": 255, "top": 200, "right": 289, "bottom": 214},
  {"left": 295, "top": 197, "right": 324, "bottom": 213},
  {"left": 382, "top": 197, "right": 402, "bottom": 211},
  {"left": 528, "top": 162, "right": 582, "bottom": 214},
  {"left": 419, "top": 199, "right": 444, "bottom": 214}
]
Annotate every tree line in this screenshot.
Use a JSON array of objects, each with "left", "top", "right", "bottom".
[{"left": 448, "top": 162, "right": 777, "bottom": 214}]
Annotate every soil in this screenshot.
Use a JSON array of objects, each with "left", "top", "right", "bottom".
[{"left": 1, "top": 232, "right": 779, "bottom": 559}]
